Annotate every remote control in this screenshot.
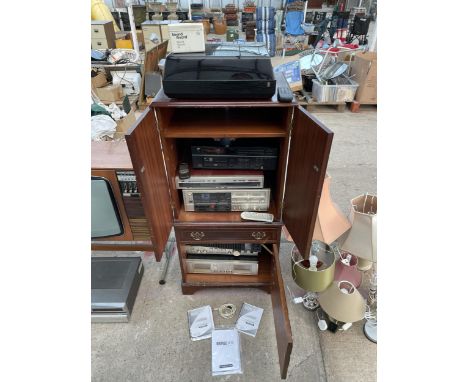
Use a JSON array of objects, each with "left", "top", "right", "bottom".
[
  {"left": 240, "top": 211, "right": 274, "bottom": 223},
  {"left": 277, "top": 86, "right": 294, "bottom": 103}
]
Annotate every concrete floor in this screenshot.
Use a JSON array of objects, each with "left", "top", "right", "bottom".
[{"left": 92, "top": 107, "right": 377, "bottom": 382}]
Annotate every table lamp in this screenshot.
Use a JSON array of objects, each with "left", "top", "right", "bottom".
[
  {"left": 333, "top": 250, "right": 362, "bottom": 288},
  {"left": 289, "top": 174, "right": 351, "bottom": 310},
  {"left": 341, "top": 193, "right": 378, "bottom": 342},
  {"left": 341, "top": 194, "right": 377, "bottom": 271},
  {"left": 317, "top": 280, "right": 366, "bottom": 324},
  {"left": 291, "top": 241, "right": 335, "bottom": 310}
]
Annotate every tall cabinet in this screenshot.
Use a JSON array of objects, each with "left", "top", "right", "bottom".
[{"left": 125, "top": 88, "right": 333, "bottom": 379}]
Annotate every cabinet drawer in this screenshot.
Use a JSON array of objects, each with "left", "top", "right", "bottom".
[
  {"left": 175, "top": 225, "right": 281, "bottom": 243},
  {"left": 91, "top": 24, "right": 107, "bottom": 39},
  {"left": 92, "top": 38, "right": 111, "bottom": 50}
]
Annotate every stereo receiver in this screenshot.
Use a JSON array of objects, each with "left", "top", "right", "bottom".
[
  {"left": 185, "top": 243, "right": 261, "bottom": 256},
  {"left": 185, "top": 258, "right": 259, "bottom": 275},
  {"left": 175, "top": 169, "right": 264, "bottom": 189},
  {"left": 191, "top": 146, "right": 278, "bottom": 170},
  {"left": 182, "top": 189, "right": 270, "bottom": 212}
]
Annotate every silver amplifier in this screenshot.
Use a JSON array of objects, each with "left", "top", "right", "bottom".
[
  {"left": 186, "top": 258, "right": 259, "bottom": 275},
  {"left": 182, "top": 189, "right": 270, "bottom": 212},
  {"left": 186, "top": 243, "right": 261, "bottom": 256},
  {"left": 176, "top": 170, "right": 264, "bottom": 189}
]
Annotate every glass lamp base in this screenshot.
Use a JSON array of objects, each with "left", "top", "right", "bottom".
[
  {"left": 302, "top": 292, "right": 319, "bottom": 311},
  {"left": 363, "top": 321, "right": 377, "bottom": 343}
]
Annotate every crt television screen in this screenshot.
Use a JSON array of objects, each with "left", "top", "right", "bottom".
[{"left": 91, "top": 176, "right": 124, "bottom": 239}]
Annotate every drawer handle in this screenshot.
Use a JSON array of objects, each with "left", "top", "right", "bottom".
[
  {"left": 93, "top": 29, "right": 99, "bottom": 33},
  {"left": 190, "top": 231, "right": 205, "bottom": 241},
  {"left": 97, "top": 42, "right": 102, "bottom": 46},
  {"left": 251, "top": 231, "right": 266, "bottom": 240}
]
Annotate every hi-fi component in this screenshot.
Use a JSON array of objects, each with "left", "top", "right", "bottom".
[
  {"left": 185, "top": 243, "right": 261, "bottom": 256},
  {"left": 182, "top": 189, "right": 270, "bottom": 212},
  {"left": 191, "top": 146, "right": 278, "bottom": 170},
  {"left": 117, "top": 171, "right": 139, "bottom": 196},
  {"left": 185, "top": 258, "right": 259, "bottom": 275},
  {"left": 176, "top": 169, "right": 264, "bottom": 189}
]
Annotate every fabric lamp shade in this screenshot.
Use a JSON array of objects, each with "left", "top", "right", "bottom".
[
  {"left": 341, "top": 194, "right": 377, "bottom": 271},
  {"left": 334, "top": 251, "right": 362, "bottom": 288},
  {"left": 318, "top": 280, "right": 366, "bottom": 323},
  {"left": 291, "top": 242, "right": 335, "bottom": 293},
  {"left": 312, "top": 174, "right": 351, "bottom": 244}
]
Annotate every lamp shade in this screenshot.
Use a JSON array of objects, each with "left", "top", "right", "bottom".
[
  {"left": 334, "top": 251, "right": 362, "bottom": 288},
  {"left": 341, "top": 194, "right": 377, "bottom": 271},
  {"left": 291, "top": 241, "right": 335, "bottom": 293},
  {"left": 318, "top": 280, "right": 366, "bottom": 323},
  {"left": 312, "top": 174, "right": 352, "bottom": 244}
]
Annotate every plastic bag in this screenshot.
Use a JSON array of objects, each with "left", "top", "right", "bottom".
[
  {"left": 187, "top": 305, "right": 215, "bottom": 341},
  {"left": 235, "top": 303, "right": 264, "bottom": 337},
  {"left": 211, "top": 327, "right": 243, "bottom": 376},
  {"left": 91, "top": 114, "right": 116, "bottom": 141}
]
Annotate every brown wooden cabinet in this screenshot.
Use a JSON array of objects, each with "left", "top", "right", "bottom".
[
  {"left": 91, "top": 141, "right": 156, "bottom": 253},
  {"left": 126, "top": 89, "right": 333, "bottom": 379}
]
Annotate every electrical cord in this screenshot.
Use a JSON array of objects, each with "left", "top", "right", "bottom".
[{"left": 214, "top": 303, "right": 237, "bottom": 319}]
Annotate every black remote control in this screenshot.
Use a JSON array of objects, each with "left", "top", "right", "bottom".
[{"left": 277, "top": 86, "right": 294, "bottom": 102}]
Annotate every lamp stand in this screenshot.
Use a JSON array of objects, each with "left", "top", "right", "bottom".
[
  {"left": 302, "top": 292, "right": 319, "bottom": 310},
  {"left": 363, "top": 320, "right": 377, "bottom": 343},
  {"left": 363, "top": 268, "right": 377, "bottom": 343}
]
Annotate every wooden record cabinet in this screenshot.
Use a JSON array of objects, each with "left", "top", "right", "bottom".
[{"left": 125, "top": 88, "right": 333, "bottom": 379}]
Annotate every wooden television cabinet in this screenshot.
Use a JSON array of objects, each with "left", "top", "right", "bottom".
[
  {"left": 91, "top": 140, "right": 156, "bottom": 253},
  {"left": 125, "top": 88, "right": 333, "bottom": 378}
]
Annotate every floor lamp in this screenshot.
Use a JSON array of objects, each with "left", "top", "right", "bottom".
[{"left": 341, "top": 193, "right": 377, "bottom": 343}]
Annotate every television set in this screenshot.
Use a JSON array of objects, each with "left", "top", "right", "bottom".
[{"left": 91, "top": 176, "right": 124, "bottom": 239}]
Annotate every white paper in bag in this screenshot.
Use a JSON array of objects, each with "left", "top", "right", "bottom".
[
  {"left": 187, "top": 305, "right": 214, "bottom": 341},
  {"left": 236, "top": 303, "right": 264, "bottom": 337},
  {"left": 211, "top": 328, "right": 242, "bottom": 376}
]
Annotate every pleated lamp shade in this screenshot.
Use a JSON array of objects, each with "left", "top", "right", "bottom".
[
  {"left": 341, "top": 194, "right": 377, "bottom": 271},
  {"left": 312, "top": 174, "right": 352, "bottom": 244},
  {"left": 318, "top": 280, "right": 366, "bottom": 323},
  {"left": 334, "top": 251, "right": 362, "bottom": 288}
]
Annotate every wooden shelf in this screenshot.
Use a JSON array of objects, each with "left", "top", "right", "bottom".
[
  {"left": 162, "top": 108, "right": 288, "bottom": 138},
  {"left": 176, "top": 203, "right": 278, "bottom": 223}
]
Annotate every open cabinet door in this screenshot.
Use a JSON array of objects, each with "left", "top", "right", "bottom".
[
  {"left": 126, "top": 108, "right": 173, "bottom": 261},
  {"left": 271, "top": 244, "right": 293, "bottom": 379},
  {"left": 283, "top": 106, "right": 333, "bottom": 258}
]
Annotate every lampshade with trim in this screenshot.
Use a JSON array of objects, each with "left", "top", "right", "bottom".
[
  {"left": 341, "top": 193, "right": 377, "bottom": 271},
  {"left": 291, "top": 242, "right": 335, "bottom": 293},
  {"left": 333, "top": 251, "right": 362, "bottom": 288},
  {"left": 318, "top": 280, "right": 366, "bottom": 323}
]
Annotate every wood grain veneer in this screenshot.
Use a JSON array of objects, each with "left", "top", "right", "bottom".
[
  {"left": 91, "top": 141, "right": 133, "bottom": 170},
  {"left": 126, "top": 108, "right": 174, "bottom": 261},
  {"left": 282, "top": 106, "right": 333, "bottom": 258}
]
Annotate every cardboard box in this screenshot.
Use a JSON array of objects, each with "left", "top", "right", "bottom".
[
  {"left": 168, "top": 23, "right": 205, "bottom": 53},
  {"left": 95, "top": 84, "right": 123, "bottom": 103},
  {"left": 273, "top": 60, "right": 303, "bottom": 92},
  {"left": 350, "top": 52, "right": 377, "bottom": 104},
  {"left": 115, "top": 109, "right": 136, "bottom": 134},
  {"left": 116, "top": 38, "right": 133, "bottom": 49},
  {"left": 91, "top": 71, "right": 108, "bottom": 89}
]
